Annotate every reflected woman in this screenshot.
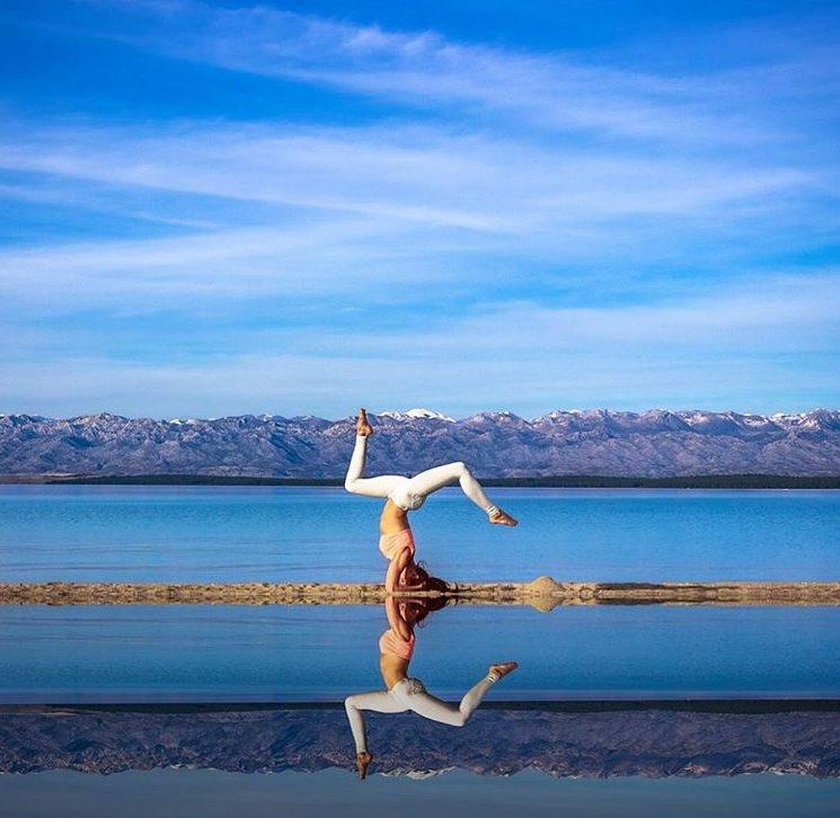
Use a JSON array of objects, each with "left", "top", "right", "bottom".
[
  {"left": 345, "top": 408, "right": 518, "bottom": 591},
  {"left": 344, "top": 595, "right": 518, "bottom": 779}
]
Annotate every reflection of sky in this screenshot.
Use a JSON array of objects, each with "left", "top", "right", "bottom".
[
  {"left": 1, "top": 604, "right": 838, "bottom": 702},
  {"left": 2, "top": 769, "right": 840, "bottom": 818}
]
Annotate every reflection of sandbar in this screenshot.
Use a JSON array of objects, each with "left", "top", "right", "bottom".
[{"left": 1, "top": 578, "right": 838, "bottom": 607}]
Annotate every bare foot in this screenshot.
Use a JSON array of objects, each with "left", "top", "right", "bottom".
[
  {"left": 356, "top": 750, "right": 374, "bottom": 780},
  {"left": 489, "top": 508, "right": 518, "bottom": 527},
  {"left": 488, "top": 661, "right": 519, "bottom": 681},
  {"left": 356, "top": 408, "right": 374, "bottom": 437}
]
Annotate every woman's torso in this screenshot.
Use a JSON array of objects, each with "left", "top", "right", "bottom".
[
  {"left": 379, "top": 623, "right": 415, "bottom": 688},
  {"left": 380, "top": 653, "right": 410, "bottom": 689}
]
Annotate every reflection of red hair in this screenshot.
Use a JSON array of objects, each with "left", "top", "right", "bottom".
[{"left": 400, "top": 594, "right": 449, "bottom": 628}]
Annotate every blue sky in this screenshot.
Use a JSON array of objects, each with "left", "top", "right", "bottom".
[{"left": 1, "top": 0, "right": 838, "bottom": 419}]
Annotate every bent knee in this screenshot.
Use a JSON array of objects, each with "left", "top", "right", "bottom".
[
  {"left": 439, "top": 711, "right": 467, "bottom": 727},
  {"left": 454, "top": 461, "right": 476, "bottom": 479}
]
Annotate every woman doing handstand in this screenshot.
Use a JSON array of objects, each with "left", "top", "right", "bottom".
[{"left": 344, "top": 409, "right": 517, "bottom": 591}]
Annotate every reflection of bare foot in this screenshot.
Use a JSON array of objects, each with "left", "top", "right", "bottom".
[
  {"left": 356, "top": 408, "right": 374, "bottom": 437},
  {"left": 489, "top": 508, "right": 518, "bottom": 527},
  {"left": 488, "top": 661, "right": 518, "bottom": 681},
  {"left": 356, "top": 751, "right": 374, "bottom": 780}
]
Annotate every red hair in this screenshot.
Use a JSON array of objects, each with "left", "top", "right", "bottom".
[{"left": 400, "top": 561, "right": 449, "bottom": 595}]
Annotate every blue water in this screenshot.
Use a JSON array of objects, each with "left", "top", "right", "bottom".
[
  {"left": 1, "top": 604, "right": 837, "bottom": 702},
  {"left": 3, "top": 769, "right": 840, "bottom": 818},
  {"left": 1, "top": 486, "right": 837, "bottom": 704},
  {"left": 1, "top": 486, "right": 837, "bottom": 582},
  {"left": 2, "top": 486, "right": 838, "bottom": 815}
]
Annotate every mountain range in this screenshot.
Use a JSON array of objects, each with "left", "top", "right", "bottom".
[
  {"left": 2, "top": 707, "right": 837, "bottom": 778},
  {"left": 1, "top": 408, "right": 839, "bottom": 478}
]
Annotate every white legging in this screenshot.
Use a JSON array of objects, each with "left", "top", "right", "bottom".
[
  {"left": 344, "top": 435, "right": 496, "bottom": 512},
  {"left": 344, "top": 674, "right": 496, "bottom": 754}
]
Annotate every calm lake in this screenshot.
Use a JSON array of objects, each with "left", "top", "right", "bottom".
[
  {"left": 1, "top": 485, "right": 837, "bottom": 582},
  {"left": 1, "top": 485, "right": 838, "bottom": 812},
  {"left": 1, "top": 604, "right": 838, "bottom": 702},
  {"left": 3, "top": 768, "right": 839, "bottom": 818}
]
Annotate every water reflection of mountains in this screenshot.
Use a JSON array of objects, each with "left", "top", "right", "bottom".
[{"left": 2, "top": 706, "right": 838, "bottom": 778}]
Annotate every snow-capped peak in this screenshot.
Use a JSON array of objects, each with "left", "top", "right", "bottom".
[
  {"left": 378, "top": 408, "right": 455, "bottom": 422},
  {"left": 2, "top": 408, "right": 838, "bottom": 478}
]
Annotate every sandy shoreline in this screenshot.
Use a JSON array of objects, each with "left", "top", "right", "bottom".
[{"left": 1, "top": 577, "right": 838, "bottom": 607}]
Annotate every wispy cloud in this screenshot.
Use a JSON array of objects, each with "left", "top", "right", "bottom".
[
  {"left": 0, "top": 115, "right": 825, "bottom": 313},
  {"left": 3, "top": 333, "right": 835, "bottom": 420},
  {"left": 87, "top": 0, "right": 838, "bottom": 145},
  {"left": 328, "top": 273, "right": 840, "bottom": 355},
  {"left": 3, "top": 271, "right": 836, "bottom": 417},
  {"left": 5, "top": 118, "right": 815, "bottom": 224},
  {"left": 2, "top": 0, "right": 838, "bottom": 414}
]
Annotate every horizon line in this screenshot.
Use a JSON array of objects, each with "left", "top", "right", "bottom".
[{"left": 2, "top": 406, "right": 838, "bottom": 424}]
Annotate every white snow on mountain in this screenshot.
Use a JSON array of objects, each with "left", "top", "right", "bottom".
[
  {"left": 378, "top": 408, "right": 455, "bottom": 422},
  {"left": 1, "top": 409, "right": 837, "bottom": 477}
]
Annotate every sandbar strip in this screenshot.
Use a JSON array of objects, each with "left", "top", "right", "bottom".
[{"left": 1, "top": 577, "right": 838, "bottom": 607}]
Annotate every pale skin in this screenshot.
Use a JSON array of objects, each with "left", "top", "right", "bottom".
[
  {"left": 355, "top": 595, "right": 518, "bottom": 780},
  {"left": 354, "top": 409, "right": 518, "bottom": 779}
]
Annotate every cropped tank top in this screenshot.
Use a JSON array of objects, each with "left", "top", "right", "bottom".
[
  {"left": 378, "top": 528, "right": 416, "bottom": 561},
  {"left": 378, "top": 627, "right": 415, "bottom": 660}
]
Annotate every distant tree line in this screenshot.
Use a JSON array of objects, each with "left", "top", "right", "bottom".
[{"left": 23, "top": 473, "right": 840, "bottom": 489}]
